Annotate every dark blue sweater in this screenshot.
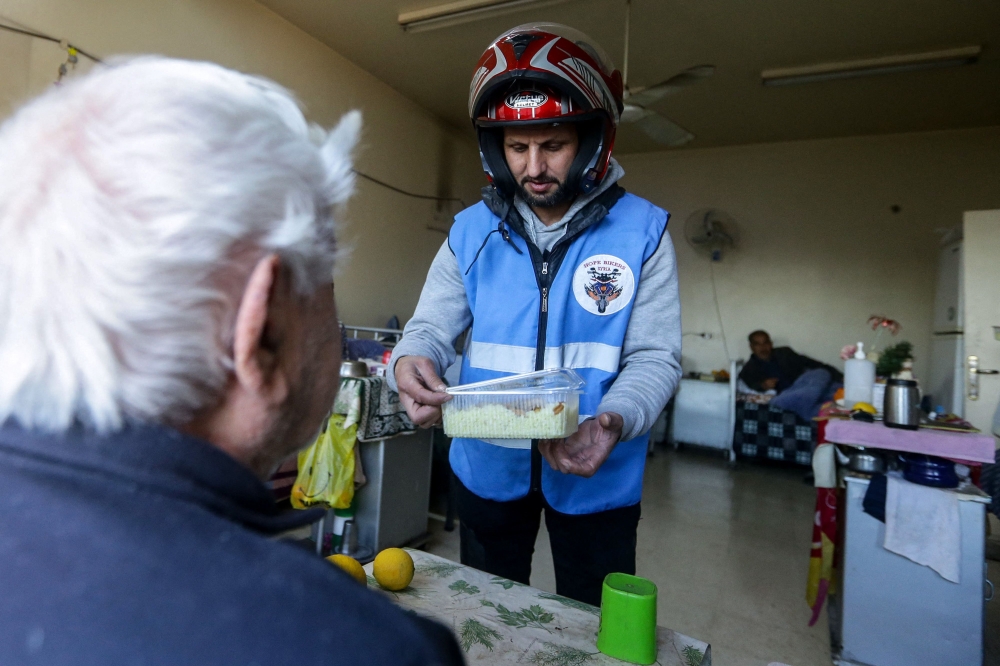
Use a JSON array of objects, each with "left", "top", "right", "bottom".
[{"left": 0, "top": 424, "right": 463, "bottom": 665}]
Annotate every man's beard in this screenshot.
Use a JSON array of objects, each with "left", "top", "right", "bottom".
[{"left": 517, "top": 176, "right": 574, "bottom": 209}]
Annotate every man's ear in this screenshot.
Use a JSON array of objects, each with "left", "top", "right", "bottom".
[{"left": 232, "top": 253, "right": 289, "bottom": 405}]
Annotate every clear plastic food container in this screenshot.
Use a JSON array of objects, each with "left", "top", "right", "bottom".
[{"left": 442, "top": 369, "right": 585, "bottom": 440}]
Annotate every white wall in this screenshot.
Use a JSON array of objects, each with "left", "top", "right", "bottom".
[
  {"left": 0, "top": 0, "right": 483, "bottom": 327},
  {"left": 618, "top": 127, "right": 1000, "bottom": 380}
]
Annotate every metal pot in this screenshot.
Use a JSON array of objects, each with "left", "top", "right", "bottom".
[
  {"left": 340, "top": 360, "right": 369, "bottom": 378},
  {"left": 899, "top": 453, "right": 958, "bottom": 488},
  {"left": 847, "top": 447, "right": 886, "bottom": 474}
]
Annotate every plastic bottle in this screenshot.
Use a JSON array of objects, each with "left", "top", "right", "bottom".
[{"left": 843, "top": 342, "right": 876, "bottom": 407}]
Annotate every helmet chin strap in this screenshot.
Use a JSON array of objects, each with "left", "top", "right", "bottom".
[{"left": 566, "top": 118, "right": 604, "bottom": 195}]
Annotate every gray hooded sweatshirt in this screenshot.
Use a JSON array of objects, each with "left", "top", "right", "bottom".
[{"left": 388, "top": 159, "right": 681, "bottom": 443}]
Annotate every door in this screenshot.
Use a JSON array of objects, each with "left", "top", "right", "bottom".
[{"left": 962, "top": 210, "right": 1000, "bottom": 434}]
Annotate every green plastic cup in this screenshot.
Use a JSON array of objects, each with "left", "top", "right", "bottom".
[{"left": 596, "top": 573, "right": 658, "bottom": 665}]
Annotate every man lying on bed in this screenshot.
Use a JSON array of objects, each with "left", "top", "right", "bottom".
[{"left": 739, "top": 330, "right": 842, "bottom": 419}]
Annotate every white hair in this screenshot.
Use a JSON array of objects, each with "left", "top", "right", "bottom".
[{"left": 0, "top": 56, "right": 361, "bottom": 433}]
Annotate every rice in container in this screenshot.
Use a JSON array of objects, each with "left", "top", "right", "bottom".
[{"left": 441, "top": 369, "right": 585, "bottom": 440}]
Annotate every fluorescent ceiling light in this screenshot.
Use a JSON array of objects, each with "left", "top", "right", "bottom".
[
  {"left": 399, "top": 0, "right": 573, "bottom": 33},
  {"left": 761, "top": 45, "right": 981, "bottom": 86}
]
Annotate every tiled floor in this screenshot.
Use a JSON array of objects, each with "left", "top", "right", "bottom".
[{"left": 425, "top": 445, "right": 1000, "bottom": 666}]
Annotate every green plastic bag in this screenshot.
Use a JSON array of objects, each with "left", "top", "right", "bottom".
[{"left": 290, "top": 414, "right": 356, "bottom": 510}]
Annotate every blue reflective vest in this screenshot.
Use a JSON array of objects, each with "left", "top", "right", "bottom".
[{"left": 448, "top": 191, "right": 669, "bottom": 515}]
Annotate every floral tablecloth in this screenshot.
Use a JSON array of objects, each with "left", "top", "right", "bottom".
[{"left": 364, "top": 550, "right": 711, "bottom": 666}]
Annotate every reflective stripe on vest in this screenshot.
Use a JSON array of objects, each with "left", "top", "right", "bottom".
[{"left": 467, "top": 341, "right": 622, "bottom": 375}]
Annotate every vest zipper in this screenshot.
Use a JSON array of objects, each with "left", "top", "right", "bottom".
[
  {"left": 500, "top": 191, "right": 618, "bottom": 498},
  {"left": 531, "top": 251, "right": 553, "bottom": 494}
]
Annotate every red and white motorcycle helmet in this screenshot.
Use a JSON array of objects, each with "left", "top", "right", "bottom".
[{"left": 469, "top": 23, "right": 624, "bottom": 198}]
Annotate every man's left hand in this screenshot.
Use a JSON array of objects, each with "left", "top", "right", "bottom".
[{"left": 538, "top": 412, "right": 623, "bottom": 478}]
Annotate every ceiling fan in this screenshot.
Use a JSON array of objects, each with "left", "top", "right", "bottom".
[{"left": 619, "top": 0, "right": 714, "bottom": 146}]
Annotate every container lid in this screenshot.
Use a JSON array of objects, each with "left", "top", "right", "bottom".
[
  {"left": 445, "top": 368, "right": 585, "bottom": 395},
  {"left": 887, "top": 378, "right": 917, "bottom": 387}
]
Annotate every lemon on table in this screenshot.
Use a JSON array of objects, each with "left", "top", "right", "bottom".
[
  {"left": 326, "top": 554, "right": 367, "bottom": 585},
  {"left": 852, "top": 402, "right": 877, "bottom": 415},
  {"left": 372, "top": 548, "right": 414, "bottom": 591}
]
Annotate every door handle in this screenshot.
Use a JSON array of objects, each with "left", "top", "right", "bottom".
[
  {"left": 967, "top": 356, "right": 1000, "bottom": 400},
  {"left": 969, "top": 355, "right": 980, "bottom": 400}
]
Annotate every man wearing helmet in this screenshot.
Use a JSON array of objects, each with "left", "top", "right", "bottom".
[{"left": 389, "top": 24, "right": 681, "bottom": 605}]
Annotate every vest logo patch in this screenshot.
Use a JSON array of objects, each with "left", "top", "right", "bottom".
[{"left": 572, "top": 254, "right": 635, "bottom": 316}]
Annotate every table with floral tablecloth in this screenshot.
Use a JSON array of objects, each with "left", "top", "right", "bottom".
[{"left": 364, "top": 549, "right": 711, "bottom": 666}]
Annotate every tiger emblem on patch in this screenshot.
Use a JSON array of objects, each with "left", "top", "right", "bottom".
[{"left": 572, "top": 254, "right": 635, "bottom": 316}]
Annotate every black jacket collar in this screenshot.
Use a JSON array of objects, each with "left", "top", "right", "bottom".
[{"left": 480, "top": 184, "right": 626, "bottom": 250}]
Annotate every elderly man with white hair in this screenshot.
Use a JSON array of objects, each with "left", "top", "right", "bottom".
[{"left": 0, "top": 58, "right": 462, "bottom": 665}]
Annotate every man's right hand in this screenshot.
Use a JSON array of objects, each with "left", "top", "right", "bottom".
[
  {"left": 761, "top": 378, "right": 779, "bottom": 391},
  {"left": 395, "top": 356, "right": 451, "bottom": 428}
]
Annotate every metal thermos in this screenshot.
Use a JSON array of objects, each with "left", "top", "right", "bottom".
[
  {"left": 883, "top": 378, "right": 919, "bottom": 430},
  {"left": 333, "top": 518, "right": 373, "bottom": 562},
  {"left": 337, "top": 520, "right": 358, "bottom": 556}
]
